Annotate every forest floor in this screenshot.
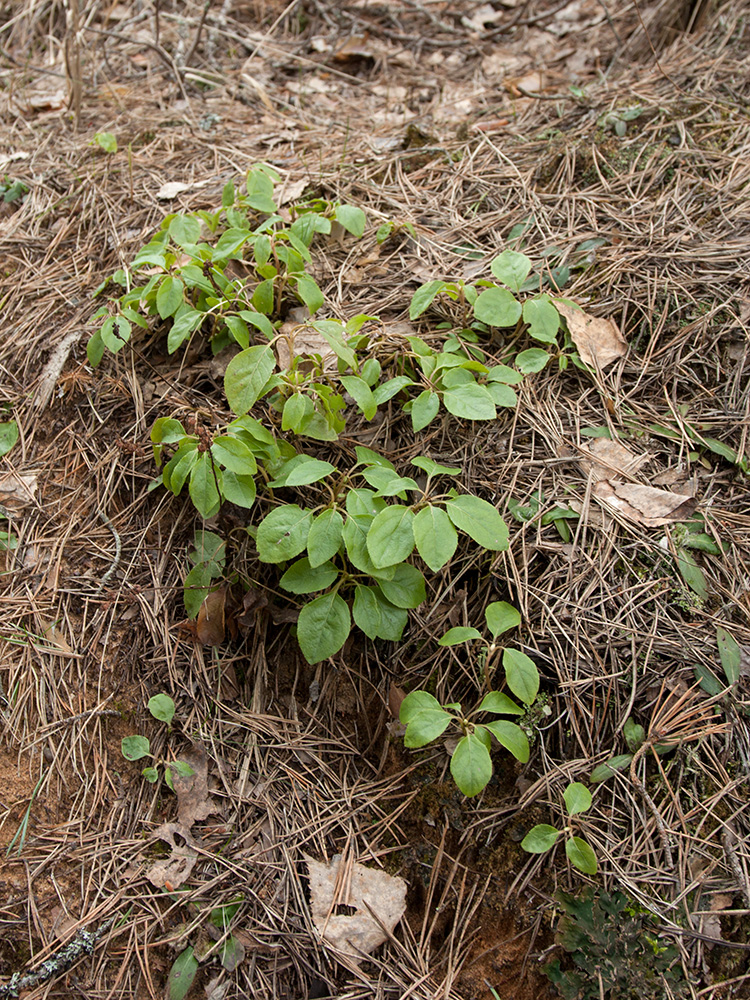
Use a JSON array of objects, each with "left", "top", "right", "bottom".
[{"left": 1, "top": 1, "right": 750, "bottom": 998}]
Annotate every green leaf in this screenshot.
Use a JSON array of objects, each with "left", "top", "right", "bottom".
[
  {"left": 451, "top": 732, "right": 493, "bottom": 797},
  {"left": 189, "top": 453, "right": 221, "bottom": 518},
  {"left": 183, "top": 564, "right": 213, "bottom": 618},
  {"left": 270, "top": 456, "right": 336, "bottom": 488},
  {"left": 503, "top": 647, "right": 539, "bottom": 704},
  {"left": 676, "top": 548, "right": 707, "bottom": 599},
  {"left": 487, "top": 364, "right": 523, "bottom": 385},
  {"left": 252, "top": 278, "right": 275, "bottom": 314},
  {"left": 411, "top": 390, "right": 440, "bottom": 432},
  {"left": 282, "top": 393, "right": 314, "bottom": 433},
  {"left": 485, "top": 601, "right": 521, "bottom": 638},
  {"left": 148, "top": 694, "right": 175, "bottom": 725},
  {"left": 590, "top": 755, "right": 632, "bottom": 783},
  {"left": 482, "top": 720, "right": 529, "bottom": 762},
  {"left": 566, "top": 837, "right": 597, "bottom": 875},
  {"left": 279, "top": 557, "right": 338, "bottom": 594},
  {"left": 167, "top": 947, "right": 199, "bottom": 1000},
  {"left": 225, "top": 345, "right": 276, "bottom": 415},
  {"left": 411, "top": 456, "right": 461, "bottom": 477},
  {"left": 445, "top": 495, "right": 509, "bottom": 550},
  {"left": 487, "top": 382, "right": 518, "bottom": 408},
  {"left": 490, "top": 249, "right": 532, "bottom": 292},
  {"left": 210, "top": 436, "right": 258, "bottom": 475},
  {"left": 307, "top": 509, "right": 344, "bottom": 567},
  {"left": 297, "top": 591, "right": 351, "bottom": 664},
  {"left": 163, "top": 443, "right": 199, "bottom": 495},
  {"left": 443, "top": 383, "right": 497, "bottom": 420},
  {"left": 342, "top": 518, "right": 393, "bottom": 577},
  {"left": 353, "top": 584, "right": 382, "bottom": 640},
  {"left": 238, "top": 308, "right": 274, "bottom": 340},
  {"left": 293, "top": 273, "right": 324, "bottom": 314},
  {"left": 377, "top": 562, "right": 425, "bottom": 609},
  {"left": 523, "top": 296, "right": 560, "bottom": 343},
  {"left": 256, "top": 505, "right": 312, "bottom": 563},
  {"left": 438, "top": 626, "right": 482, "bottom": 646},
  {"left": 479, "top": 691, "right": 524, "bottom": 715},
  {"left": 515, "top": 349, "right": 550, "bottom": 374},
  {"left": 372, "top": 375, "right": 414, "bottom": 404},
  {"left": 693, "top": 663, "right": 724, "bottom": 697},
  {"left": 335, "top": 203, "right": 366, "bottom": 237},
  {"left": 409, "top": 280, "right": 445, "bottom": 319},
  {"left": 354, "top": 447, "right": 396, "bottom": 471},
  {"left": 681, "top": 532, "right": 720, "bottom": 555},
  {"left": 623, "top": 717, "right": 645, "bottom": 753},
  {"left": 94, "top": 131, "right": 117, "bottom": 153},
  {"left": 167, "top": 306, "right": 203, "bottom": 353},
  {"left": 121, "top": 735, "right": 150, "bottom": 761},
  {"left": 372, "top": 589, "right": 408, "bottom": 639},
  {"left": 366, "top": 506, "right": 415, "bottom": 568},
  {"left": 564, "top": 782, "right": 592, "bottom": 816},
  {"left": 413, "top": 506, "right": 458, "bottom": 572},
  {"left": 473, "top": 287, "right": 522, "bottom": 328},
  {"left": 340, "top": 375, "right": 377, "bottom": 420},
  {"left": 220, "top": 470, "right": 256, "bottom": 508},
  {"left": 400, "top": 691, "right": 453, "bottom": 747},
  {"left": 0, "top": 420, "right": 19, "bottom": 457},
  {"left": 169, "top": 215, "right": 201, "bottom": 246},
  {"left": 717, "top": 626, "right": 742, "bottom": 685},
  {"left": 169, "top": 760, "right": 195, "bottom": 778},
  {"left": 245, "top": 168, "right": 277, "bottom": 212},
  {"left": 87, "top": 330, "right": 105, "bottom": 366},
  {"left": 100, "top": 315, "right": 132, "bottom": 353},
  {"left": 521, "top": 824, "right": 560, "bottom": 853},
  {"left": 156, "top": 276, "right": 184, "bottom": 319},
  {"left": 142, "top": 766, "right": 159, "bottom": 783}
]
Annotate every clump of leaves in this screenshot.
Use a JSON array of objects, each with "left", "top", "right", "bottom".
[
  {"left": 399, "top": 601, "right": 538, "bottom": 796},
  {"left": 521, "top": 781, "right": 597, "bottom": 874},
  {"left": 545, "top": 888, "right": 686, "bottom": 1000},
  {"left": 0, "top": 176, "right": 28, "bottom": 203}
]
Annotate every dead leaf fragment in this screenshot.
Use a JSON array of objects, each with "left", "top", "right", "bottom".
[
  {"left": 593, "top": 480, "right": 698, "bottom": 527},
  {"left": 172, "top": 747, "right": 219, "bottom": 828},
  {"left": 0, "top": 471, "right": 38, "bottom": 509},
  {"left": 578, "top": 438, "right": 650, "bottom": 481},
  {"left": 276, "top": 322, "right": 337, "bottom": 372},
  {"left": 197, "top": 587, "right": 226, "bottom": 646},
  {"left": 147, "top": 822, "right": 198, "bottom": 889},
  {"left": 556, "top": 302, "right": 627, "bottom": 369},
  {"left": 305, "top": 854, "right": 407, "bottom": 964}
]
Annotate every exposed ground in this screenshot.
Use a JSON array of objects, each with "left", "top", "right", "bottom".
[{"left": 1, "top": 1, "right": 750, "bottom": 998}]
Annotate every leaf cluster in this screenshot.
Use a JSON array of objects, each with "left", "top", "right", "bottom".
[
  {"left": 121, "top": 694, "right": 194, "bottom": 789},
  {"left": 521, "top": 782, "right": 597, "bottom": 874}
]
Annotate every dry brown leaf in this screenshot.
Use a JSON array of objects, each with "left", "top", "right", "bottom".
[
  {"left": 0, "top": 471, "right": 38, "bottom": 509},
  {"left": 556, "top": 302, "right": 627, "bottom": 369},
  {"left": 578, "top": 438, "right": 650, "bottom": 481},
  {"left": 197, "top": 587, "right": 226, "bottom": 646},
  {"left": 305, "top": 854, "right": 407, "bottom": 964},
  {"left": 388, "top": 683, "right": 406, "bottom": 719},
  {"left": 701, "top": 892, "right": 734, "bottom": 948},
  {"left": 147, "top": 822, "right": 198, "bottom": 889},
  {"left": 593, "top": 480, "right": 698, "bottom": 527},
  {"left": 172, "top": 747, "right": 219, "bottom": 828},
  {"left": 276, "top": 322, "right": 337, "bottom": 372}
]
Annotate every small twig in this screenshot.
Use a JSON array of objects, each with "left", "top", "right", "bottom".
[
  {"left": 94, "top": 510, "right": 121, "bottom": 594},
  {"left": 184, "top": 0, "right": 212, "bottom": 67},
  {"left": 0, "top": 916, "right": 116, "bottom": 998}
]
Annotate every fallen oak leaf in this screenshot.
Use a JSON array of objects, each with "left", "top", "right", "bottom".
[{"left": 593, "top": 480, "right": 698, "bottom": 527}]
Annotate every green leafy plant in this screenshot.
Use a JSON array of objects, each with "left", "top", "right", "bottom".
[
  {"left": 92, "top": 131, "right": 117, "bottom": 153},
  {"left": 121, "top": 694, "right": 194, "bottom": 789},
  {"left": 0, "top": 176, "right": 28, "bottom": 203},
  {"left": 165, "top": 896, "right": 245, "bottom": 998},
  {"left": 88, "top": 164, "right": 365, "bottom": 366},
  {"left": 521, "top": 781, "right": 597, "bottom": 874},
  {"left": 507, "top": 487, "right": 580, "bottom": 542},
  {"left": 544, "top": 888, "right": 686, "bottom": 1000},
  {"left": 182, "top": 529, "right": 228, "bottom": 617},
  {"left": 398, "top": 601, "right": 538, "bottom": 796}
]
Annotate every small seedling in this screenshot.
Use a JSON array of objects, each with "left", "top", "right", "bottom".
[
  {"left": 92, "top": 131, "right": 117, "bottom": 153},
  {"left": 121, "top": 695, "right": 194, "bottom": 788},
  {"left": 399, "top": 601, "right": 539, "bottom": 797},
  {"left": 521, "top": 781, "right": 597, "bottom": 874}
]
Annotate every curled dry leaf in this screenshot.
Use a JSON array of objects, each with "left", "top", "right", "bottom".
[
  {"left": 172, "top": 747, "right": 219, "bottom": 828},
  {"left": 305, "top": 854, "right": 407, "bottom": 964},
  {"left": 0, "top": 471, "right": 38, "bottom": 509},
  {"left": 593, "top": 480, "right": 698, "bottom": 527},
  {"left": 556, "top": 301, "right": 627, "bottom": 369},
  {"left": 197, "top": 586, "right": 226, "bottom": 646},
  {"left": 577, "top": 438, "right": 650, "bottom": 481},
  {"left": 276, "top": 322, "right": 337, "bottom": 373},
  {"left": 146, "top": 822, "right": 198, "bottom": 889}
]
